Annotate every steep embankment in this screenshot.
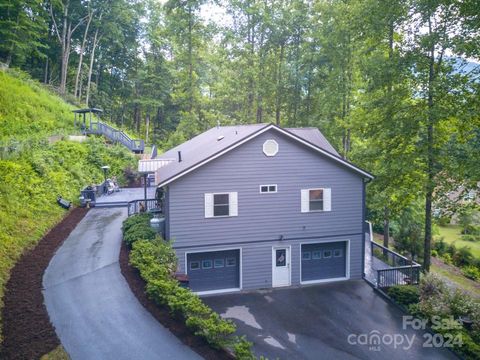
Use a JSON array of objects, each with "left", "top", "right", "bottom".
[{"left": 0, "top": 69, "right": 137, "bottom": 346}]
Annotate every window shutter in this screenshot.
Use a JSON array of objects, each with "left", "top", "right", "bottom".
[
  {"left": 205, "top": 193, "right": 213, "bottom": 218},
  {"left": 301, "top": 189, "right": 309, "bottom": 213},
  {"left": 229, "top": 192, "right": 238, "bottom": 216},
  {"left": 323, "top": 188, "right": 332, "bottom": 211}
]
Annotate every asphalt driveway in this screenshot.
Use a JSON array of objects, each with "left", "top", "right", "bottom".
[
  {"left": 204, "top": 281, "right": 458, "bottom": 360},
  {"left": 43, "top": 208, "right": 201, "bottom": 360}
]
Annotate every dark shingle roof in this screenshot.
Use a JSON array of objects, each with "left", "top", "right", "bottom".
[{"left": 156, "top": 123, "right": 372, "bottom": 186}]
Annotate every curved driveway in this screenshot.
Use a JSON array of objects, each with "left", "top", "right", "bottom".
[{"left": 43, "top": 207, "right": 201, "bottom": 360}]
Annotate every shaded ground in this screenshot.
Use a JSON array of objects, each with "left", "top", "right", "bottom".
[
  {"left": 43, "top": 208, "right": 200, "bottom": 360},
  {"left": 0, "top": 207, "right": 88, "bottom": 360},
  {"left": 204, "top": 281, "right": 458, "bottom": 360},
  {"left": 119, "top": 242, "right": 233, "bottom": 360},
  {"left": 432, "top": 257, "right": 480, "bottom": 298}
]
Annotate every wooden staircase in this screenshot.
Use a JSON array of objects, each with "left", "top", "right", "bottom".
[{"left": 85, "top": 121, "right": 145, "bottom": 153}]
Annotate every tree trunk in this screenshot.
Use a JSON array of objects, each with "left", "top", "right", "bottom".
[
  {"left": 145, "top": 113, "right": 150, "bottom": 142},
  {"left": 424, "top": 18, "right": 436, "bottom": 273},
  {"left": 44, "top": 57, "right": 49, "bottom": 84},
  {"left": 85, "top": 28, "right": 100, "bottom": 107},
  {"left": 275, "top": 43, "right": 285, "bottom": 126},
  {"left": 383, "top": 206, "right": 390, "bottom": 248},
  {"left": 74, "top": 10, "right": 93, "bottom": 99}
]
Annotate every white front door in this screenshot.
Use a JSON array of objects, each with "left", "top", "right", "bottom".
[{"left": 272, "top": 247, "right": 291, "bottom": 287}]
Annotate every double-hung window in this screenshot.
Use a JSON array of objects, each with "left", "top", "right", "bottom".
[
  {"left": 301, "top": 188, "right": 331, "bottom": 212},
  {"left": 205, "top": 192, "right": 238, "bottom": 218}
]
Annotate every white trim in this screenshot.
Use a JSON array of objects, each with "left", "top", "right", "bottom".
[
  {"left": 263, "top": 139, "right": 279, "bottom": 156},
  {"left": 259, "top": 184, "right": 278, "bottom": 193},
  {"left": 204, "top": 192, "right": 238, "bottom": 218},
  {"left": 272, "top": 245, "right": 292, "bottom": 287},
  {"left": 157, "top": 124, "right": 373, "bottom": 187},
  {"left": 299, "top": 239, "right": 350, "bottom": 285},
  {"left": 302, "top": 187, "right": 331, "bottom": 212},
  {"left": 184, "top": 247, "right": 243, "bottom": 294},
  {"left": 196, "top": 288, "right": 241, "bottom": 296}
]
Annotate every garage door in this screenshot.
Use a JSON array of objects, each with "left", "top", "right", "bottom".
[
  {"left": 301, "top": 242, "right": 347, "bottom": 282},
  {"left": 187, "top": 250, "right": 240, "bottom": 292}
]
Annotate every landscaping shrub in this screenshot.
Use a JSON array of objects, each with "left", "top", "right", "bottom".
[
  {"left": 123, "top": 224, "right": 157, "bottom": 247},
  {"left": 122, "top": 213, "right": 152, "bottom": 233},
  {"left": 431, "top": 250, "right": 438, "bottom": 257},
  {"left": 453, "top": 247, "right": 475, "bottom": 267},
  {"left": 437, "top": 216, "right": 451, "bottom": 227},
  {"left": 433, "top": 237, "right": 448, "bottom": 255},
  {"left": 441, "top": 253, "right": 453, "bottom": 265},
  {"left": 395, "top": 273, "right": 480, "bottom": 359},
  {"left": 462, "top": 234, "right": 480, "bottom": 242},
  {"left": 462, "top": 266, "right": 480, "bottom": 281},
  {"left": 387, "top": 285, "right": 419, "bottom": 307},
  {"left": 125, "top": 219, "right": 256, "bottom": 358}
]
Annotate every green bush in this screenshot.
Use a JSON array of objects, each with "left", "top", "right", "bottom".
[
  {"left": 431, "top": 249, "right": 438, "bottom": 257},
  {"left": 437, "top": 216, "right": 451, "bottom": 227},
  {"left": 462, "top": 234, "right": 480, "bottom": 242},
  {"left": 462, "top": 266, "right": 480, "bottom": 281},
  {"left": 233, "top": 336, "right": 256, "bottom": 360},
  {"left": 123, "top": 213, "right": 152, "bottom": 232},
  {"left": 126, "top": 232, "right": 256, "bottom": 357},
  {"left": 433, "top": 237, "right": 448, "bottom": 255},
  {"left": 441, "top": 253, "right": 453, "bottom": 265},
  {"left": 387, "top": 285, "right": 420, "bottom": 307},
  {"left": 453, "top": 246, "right": 475, "bottom": 267},
  {"left": 124, "top": 224, "right": 157, "bottom": 246}
]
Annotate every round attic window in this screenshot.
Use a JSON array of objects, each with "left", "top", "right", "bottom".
[{"left": 263, "top": 139, "right": 279, "bottom": 156}]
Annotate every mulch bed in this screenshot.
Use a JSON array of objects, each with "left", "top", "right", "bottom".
[
  {"left": 0, "top": 207, "right": 89, "bottom": 360},
  {"left": 119, "top": 242, "right": 234, "bottom": 360}
]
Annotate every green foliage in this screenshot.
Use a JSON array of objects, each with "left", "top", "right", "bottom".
[
  {"left": 459, "top": 208, "right": 480, "bottom": 235},
  {"left": 123, "top": 223, "right": 157, "bottom": 247},
  {"left": 233, "top": 336, "right": 256, "bottom": 360},
  {"left": 401, "top": 274, "right": 480, "bottom": 359},
  {"left": 122, "top": 213, "right": 156, "bottom": 246},
  {"left": 127, "top": 227, "right": 255, "bottom": 356},
  {"left": 437, "top": 216, "right": 451, "bottom": 227},
  {"left": 0, "top": 71, "right": 137, "bottom": 344},
  {"left": 387, "top": 285, "right": 420, "bottom": 308},
  {"left": 122, "top": 213, "right": 152, "bottom": 232},
  {"left": 462, "top": 234, "right": 480, "bottom": 242},
  {"left": 0, "top": 70, "right": 74, "bottom": 143},
  {"left": 462, "top": 266, "right": 480, "bottom": 281}
]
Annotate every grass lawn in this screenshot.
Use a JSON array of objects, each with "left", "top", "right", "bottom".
[
  {"left": 432, "top": 263, "right": 480, "bottom": 298},
  {"left": 436, "top": 225, "right": 480, "bottom": 259}
]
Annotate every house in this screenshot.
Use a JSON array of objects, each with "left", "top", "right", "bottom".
[{"left": 154, "top": 123, "right": 373, "bottom": 295}]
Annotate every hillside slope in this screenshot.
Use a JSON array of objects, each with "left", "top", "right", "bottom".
[
  {"left": 0, "top": 70, "right": 75, "bottom": 143},
  {"left": 0, "top": 70, "right": 137, "bottom": 346}
]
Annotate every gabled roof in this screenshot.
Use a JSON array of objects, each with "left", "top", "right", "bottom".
[{"left": 156, "top": 123, "right": 373, "bottom": 187}]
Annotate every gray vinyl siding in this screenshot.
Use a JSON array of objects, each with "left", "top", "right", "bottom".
[
  {"left": 176, "top": 234, "right": 363, "bottom": 290},
  {"left": 167, "top": 129, "right": 365, "bottom": 289},
  {"left": 164, "top": 186, "right": 170, "bottom": 240}
]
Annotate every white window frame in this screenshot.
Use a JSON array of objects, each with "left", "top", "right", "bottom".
[
  {"left": 259, "top": 184, "right": 278, "bottom": 194},
  {"left": 301, "top": 188, "right": 331, "bottom": 213},
  {"left": 205, "top": 192, "right": 238, "bottom": 218}
]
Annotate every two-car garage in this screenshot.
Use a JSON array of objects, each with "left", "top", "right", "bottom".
[
  {"left": 186, "top": 249, "right": 240, "bottom": 292},
  {"left": 185, "top": 241, "right": 349, "bottom": 293},
  {"left": 301, "top": 241, "right": 348, "bottom": 282}
]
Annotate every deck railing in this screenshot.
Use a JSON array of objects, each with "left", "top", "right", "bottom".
[
  {"left": 127, "top": 198, "right": 161, "bottom": 216},
  {"left": 86, "top": 121, "right": 145, "bottom": 153},
  {"left": 366, "top": 221, "right": 422, "bottom": 288},
  {"left": 371, "top": 242, "right": 421, "bottom": 287}
]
